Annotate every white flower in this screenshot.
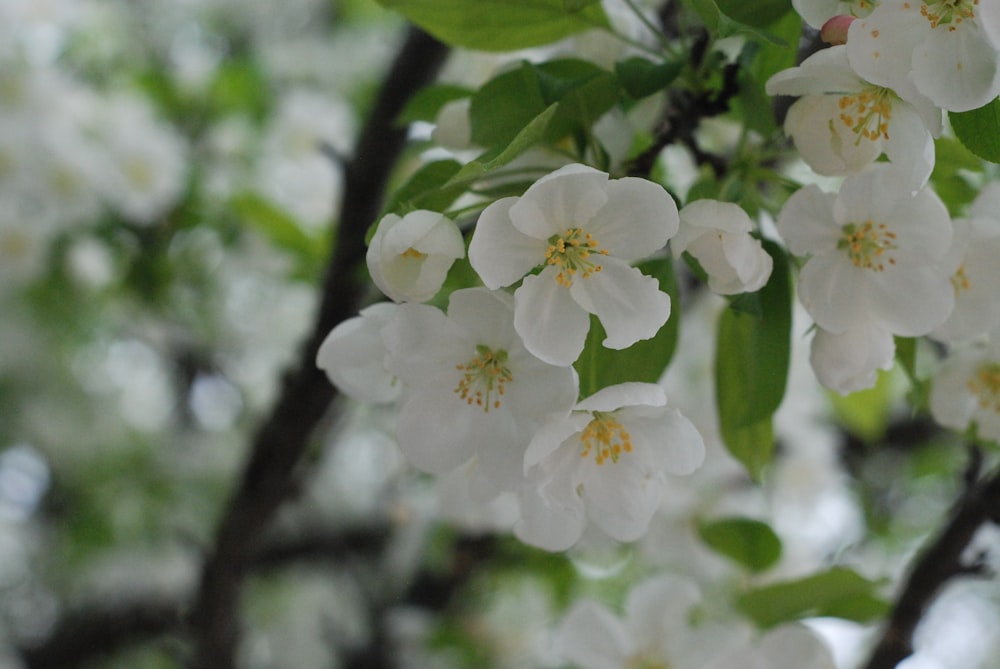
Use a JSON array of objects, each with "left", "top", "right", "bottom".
[
  {"left": 792, "top": 0, "right": 875, "bottom": 30},
  {"left": 382, "top": 288, "right": 578, "bottom": 492},
  {"left": 469, "top": 164, "right": 677, "bottom": 367},
  {"left": 703, "top": 624, "right": 836, "bottom": 669},
  {"left": 316, "top": 302, "right": 400, "bottom": 404},
  {"left": 366, "top": 209, "right": 465, "bottom": 303},
  {"left": 931, "top": 184, "right": 1000, "bottom": 342},
  {"left": 846, "top": 0, "right": 1000, "bottom": 112},
  {"left": 515, "top": 383, "right": 704, "bottom": 551},
  {"left": 776, "top": 164, "right": 954, "bottom": 339},
  {"left": 931, "top": 343, "right": 1000, "bottom": 441},
  {"left": 810, "top": 322, "right": 895, "bottom": 394},
  {"left": 672, "top": 199, "right": 772, "bottom": 295},
  {"left": 553, "top": 575, "right": 738, "bottom": 669},
  {"left": 90, "top": 92, "right": 188, "bottom": 224},
  {"left": 766, "top": 45, "right": 940, "bottom": 191}
]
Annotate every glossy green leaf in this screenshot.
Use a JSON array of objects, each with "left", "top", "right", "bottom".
[
  {"left": 446, "top": 103, "right": 560, "bottom": 186},
  {"left": 383, "top": 159, "right": 466, "bottom": 215},
  {"left": 715, "top": 0, "right": 791, "bottom": 27},
  {"left": 230, "top": 192, "right": 324, "bottom": 278},
  {"left": 697, "top": 517, "right": 782, "bottom": 572},
  {"left": 377, "top": 0, "right": 608, "bottom": 51},
  {"left": 715, "top": 241, "right": 791, "bottom": 479},
  {"left": 615, "top": 56, "right": 684, "bottom": 100},
  {"left": 737, "top": 567, "right": 889, "bottom": 628},
  {"left": 949, "top": 97, "right": 1000, "bottom": 163},
  {"left": 469, "top": 59, "right": 620, "bottom": 149},
  {"left": 470, "top": 62, "right": 548, "bottom": 148},
  {"left": 396, "top": 84, "right": 473, "bottom": 125},
  {"left": 828, "top": 369, "right": 898, "bottom": 443},
  {"left": 575, "top": 255, "right": 681, "bottom": 397}
]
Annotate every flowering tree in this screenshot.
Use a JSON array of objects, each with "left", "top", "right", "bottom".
[{"left": 5, "top": 1, "right": 1000, "bottom": 668}]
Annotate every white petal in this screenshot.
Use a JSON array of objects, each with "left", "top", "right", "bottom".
[
  {"left": 508, "top": 164, "right": 609, "bottom": 239},
  {"left": 395, "top": 390, "right": 481, "bottom": 472},
  {"left": 775, "top": 185, "right": 840, "bottom": 256},
  {"left": 783, "top": 95, "right": 881, "bottom": 176},
  {"left": 867, "top": 263, "right": 954, "bottom": 336},
  {"left": 576, "top": 382, "right": 667, "bottom": 413},
  {"left": 810, "top": 324, "right": 895, "bottom": 394},
  {"left": 846, "top": 3, "right": 927, "bottom": 103},
  {"left": 930, "top": 348, "right": 981, "bottom": 431},
  {"left": 624, "top": 575, "right": 701, "bottom": 653},
  {"left": 447, "top": 287, "right": 518, "bottom": 351},
  {"left": 569, "top": 258, "right": 671, "bottom": 350},
  {"left": 552, "top": 600, "right": 629, "bottom": 669},
  {"left": 765, "top": 45, "right": 863, "bottom": 96},
  {"left": 880, "top": 100, "right": 935, "bottom": 192},
  {"left": 524, "top": 413, "right": 591, "bottom": 470},
  {"left": 587, "top": 176, "right": 678, "bottom": 260},
  {"left": 913, "top": 22, "right": 1000, "bottom": 112},
  {"left": 382, "top": 303, "right": 468, "bottom": 383},
  {"left": 514, "top": 268, "right": 591, "bottom": 366},
  {"left": 469, "top": 196, "right": 547, "bottom": 289},
  {"left": 797, "top": 252, "right": 869, "bottom": 333},
  {"left": 582, "top": 458, "right": 662, "bottom": 542},
  {"left": 626, "top": 407, "right": 706, "bottom": 475},
  {"left": 754, "top": 625, "right": 836, "bottom": 669},
  {"left": 315, "top": 303, "right": 400, "bottom": 403},
  {"left": 515, "top": 472, "right": 587, "bottom": 552}
]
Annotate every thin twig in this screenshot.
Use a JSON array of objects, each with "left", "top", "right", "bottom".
[{"left": 861, "top": 450, "right": 1000, "bottom": 669}]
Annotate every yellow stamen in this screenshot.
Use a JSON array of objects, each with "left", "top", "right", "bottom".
[
  {"left": 579, "top": 412, "right": 633, "bottom": 465},
  {"left": 454, "top": 345, "right": 513, "bottom": 413},
  {"left": 545, "top": 227, "right": 609, "bottom": 287}
]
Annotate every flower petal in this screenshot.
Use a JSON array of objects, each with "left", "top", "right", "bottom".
[
  {"left": 469, "top": 196, "right": 547, "bottom": 289},
  {"left": 508, "top": 164, "right": 609, "bottom": 239},
  {"left": 514, "top": 267, "right": 591, "bottom": 366},
  {"left": 569, "top": 257, "right": 671, "bottom": 350},
  {"left": 587, "top": 176, "right": 678, "bottom": 260}
]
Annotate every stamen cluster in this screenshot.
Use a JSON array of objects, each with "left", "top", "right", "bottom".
[
  {"left": 579, "top": 412, "right": 633, "bottom": 465},
  {"left": 839, "top": 220, "right": 898, "bottom": 271},
  {"left": 454, "top": 345, "right": 513, "bottom": 412},
  {"left": 545, "top": 227, "right": 609, "bottom": 287}
]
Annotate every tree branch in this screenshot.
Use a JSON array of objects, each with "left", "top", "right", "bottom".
[
  {"left": 861, "top": 449, "right": 1000, "bottom": 669},
  {"left": 185, "top": 26, "right": 448, "bottom": 669}
]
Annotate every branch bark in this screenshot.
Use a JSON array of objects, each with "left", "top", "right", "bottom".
[
  {"left": 185, "top": 26, "right": 448, "bottom": 669},
  {"left": 861, "top": 450, "right": 1000, "bottom": 669}
]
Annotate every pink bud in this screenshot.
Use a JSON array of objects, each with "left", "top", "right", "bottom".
[{"left": 821, "top": 15, "right": 856, "bottom": 45}]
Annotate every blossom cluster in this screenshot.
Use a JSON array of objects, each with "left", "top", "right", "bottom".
[
  {"left": 318, "top": 163, "right": 774, "bottom": 552},
  {"left": 768, "top": 0, "right": 1000, "bottom": 445}
]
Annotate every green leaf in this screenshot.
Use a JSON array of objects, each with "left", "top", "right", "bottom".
[
  {"left": 446, "top": 103, "right": 560, "bottom": 186},
  {"left": 949, "top": 97, "right": 1000, "bottom": 163},
  {"left": 575, "top": 255, "right": 681, "bottom": 397},
  {"left": 563, "top": 0, "right": 602, "bottom": 10},
  {"left": 469, "top": 59, "right": 621, "bottom": 149},
  {"left": 377, "top": 0, "right": 608, "bottom": 51},
  {"left": 697, "top": 517, "right": 782, "bottom": 572},
  {"left": 615, "top": 56, "right": 685, "bottom": 100},
  {"left": 383, "top": 159, "right": 466, "bottom": 214},
  {"left": 737, "top": 567, "right": 889, "bottom": 628},
  {"left": 230, "top": 192, "right": 325, "bottom": 278},
  {"left": 827, "top": 369, "right": 898, "bottom": 443},
  {"left": 395, "top": 84, "right": 473, "bottom": 125},
  {"left": 715, "top": 241, "right": 791, "bottom": 479},
  {"left": 470, "top": 62, "right": 548, "bottom": 148},
  {"left": 684, "top": 0, "right": 790, "bottom": 45},
  {"left": 715, "top": 0, "right": 791, "bottom": 27}
]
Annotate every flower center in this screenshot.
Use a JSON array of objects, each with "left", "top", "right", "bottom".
[
  {"left": 920, "top": 0, "right": 977, "bottom": 30},
  {"left": 400, "top": 247, "right": 426, "bottom": 259},
  {"left": 545, "top": 227, "right": 609, "bottom": 287},
  {"left": 454, "top": 345, "right": 513, "bottom": 412},
  {"left": 951, "top": 263, "right": 971, "bottom": 293},
  {"left": 968, "top": 362, "right": 1000, "bottom": 413},
  {"left": 838, "top": 220, "right": 898, "bottom": 271},
  {"left": 838, "top": 87, "right": 893, "bottom": 144},
  {"left": 579, "top": 412, "right": 633, "bottom": 465}
]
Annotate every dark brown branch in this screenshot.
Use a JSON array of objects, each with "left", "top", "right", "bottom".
[
  {"left": 185, "top": 26, "right": 448, "bottom": 669},
  {"left": 861, "top": 451, "right": 1000, "bottom": 669}
]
